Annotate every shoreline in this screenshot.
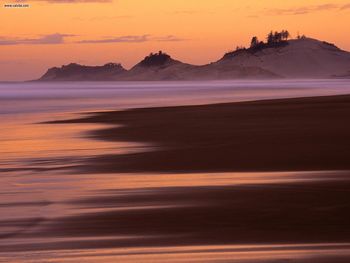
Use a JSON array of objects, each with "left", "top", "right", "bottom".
[
  {"left": 54, "top": 94, "right": 350, "bottom": 174},
  {"left": 1, "top": 94, "right": 350, "bottom": 255}
]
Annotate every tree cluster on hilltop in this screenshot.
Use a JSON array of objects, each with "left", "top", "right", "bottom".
[
  {"left": 224, "top": 30, "right": 294, "bottom": 58},
  {"left": 139, "top": 51, "right": 172, "bottom": 67},
  {"left": 251, "top": 30, "right": 290, "bottom": 49}
]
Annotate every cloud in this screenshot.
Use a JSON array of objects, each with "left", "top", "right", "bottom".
[
  {"left": 0, "top": 34, "right": 75, "bottom": 45},
  {"left": 78, "top": 34, "right": 186, "bottom": 44},
  {"left": 0, "top": 34, "right": 187, "bottom": 45},
  {"left": 340, "top": 3, "right": 350, "bottom": 10},
  {"left": 153, "top": 35, "right": 187, "bottom": 42},
  {"left": 78, "top": 35, "right": 150, "bottom": 44},
  {"left": 267, "top": 3, "right": 350, "bottom": 15}
]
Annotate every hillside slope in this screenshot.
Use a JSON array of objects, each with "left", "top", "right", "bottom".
[
  {"left": 39, "top": 63, "right": 126, "bottom": 81},
  {"left": 37, "top": 37, "right": 350, "bottom": 81},
  {"left": 218, "top": 38, "right": 350, "bottom": 78}
]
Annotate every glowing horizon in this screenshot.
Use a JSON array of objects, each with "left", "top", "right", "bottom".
[{"left": 1, "top": 0, "right": 350, "bottom": 81}]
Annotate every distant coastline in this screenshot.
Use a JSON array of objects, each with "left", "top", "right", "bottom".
[{"left": 36, "top": 33, "right": 350, "bottom": 82}]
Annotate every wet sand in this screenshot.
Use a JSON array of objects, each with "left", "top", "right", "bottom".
[
  {"left": 2, "top": 94, "right": 350, "bottom": 261},
  {"left": 1, "top": 171, "right": 350, "bottom": 262},
  {"left": 27, "top": 96, "right": 350, "bottom": 242},
  {"left": 55, "top": 94, "right": 350, "bottom": 173}
]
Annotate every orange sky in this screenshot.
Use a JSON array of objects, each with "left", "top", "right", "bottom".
[{"left": 1, "top": 0, "right": 350, "bottom": 81}]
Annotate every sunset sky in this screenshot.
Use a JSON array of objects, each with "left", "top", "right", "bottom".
[{"left": 1, "top": 0, "right": 350, "bottom": 81}]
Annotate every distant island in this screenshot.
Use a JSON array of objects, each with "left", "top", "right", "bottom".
[{"left": 38, "top": 31, "right": 350, "bottom": 81}]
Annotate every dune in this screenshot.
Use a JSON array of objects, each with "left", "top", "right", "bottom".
[
  {"left": 39, "top": 63, "right": 126, "bottom": 81},
  {"left": 37, "top": 37, "right": 350, "bottom": 81},
  {"left": 119, "top": 51, "right": 197, "bottom": 80},
  {"left": 119, "top": 51, "right": 277, "bottom": 80},
  {"left": 219, "top": 38, "right": 350, "bottom": 78}
]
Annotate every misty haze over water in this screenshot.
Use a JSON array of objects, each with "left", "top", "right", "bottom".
[{"left": 1, "top": 79, "right": 350, "bottom": 115}]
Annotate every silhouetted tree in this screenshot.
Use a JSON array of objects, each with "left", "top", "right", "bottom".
[
  {"left": 250, "top": 36, "right": 259, "bottom": 48},
  {"left": 266, "top": 30, "right": 290, "bottom": 45},
  {"left": 281, "top": 30, "right": 290, "bottom": 40},
  {"left": 274, "top": 31, "right": 283, "bottom": 42},
  {"left": 267, "top": 31, "right": 274, "bottom": 44},
  {"left": 141, "top": 51, "right": 171, "bottom": 67},
  {"left": 285, "top": 30, "right": 290, "bottom": 40}
]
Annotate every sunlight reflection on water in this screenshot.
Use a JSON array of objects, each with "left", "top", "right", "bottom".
[{"left": 2, "top": 243, "right": 350, "bottom": 262}]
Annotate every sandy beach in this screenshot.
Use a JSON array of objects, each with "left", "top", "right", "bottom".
[
  {"left": 17, "top": 95, "right": 349, "bottom": 246},
  {"left": 2, "top": 91, "right": 350, "bottom": 262},
  {"left": 55, "top": 94, "right": 350, "bottom": 173}
]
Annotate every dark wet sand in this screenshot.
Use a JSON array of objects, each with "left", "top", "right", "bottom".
[
  {"left": 0, "top": 177, "right": 350, "bottom": 262},
  {"left": 2, "top": 178, "right": 350, "bottom": 253},
  {"left": 46, "top": 180, "right": 350, "bottom": 244},
  {"left": 56, "top": 94, "right": 350, "bottom": 173},
  {"left": 2, "top": 95, "right": 350, "bottom": 261}
]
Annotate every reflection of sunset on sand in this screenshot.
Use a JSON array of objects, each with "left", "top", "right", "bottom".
[
  {"left": 0, "top": 115, "right": 141, "bottom": 159},
  {"left": 3, "top": 244, "right": 350, "bottom": 262}
]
